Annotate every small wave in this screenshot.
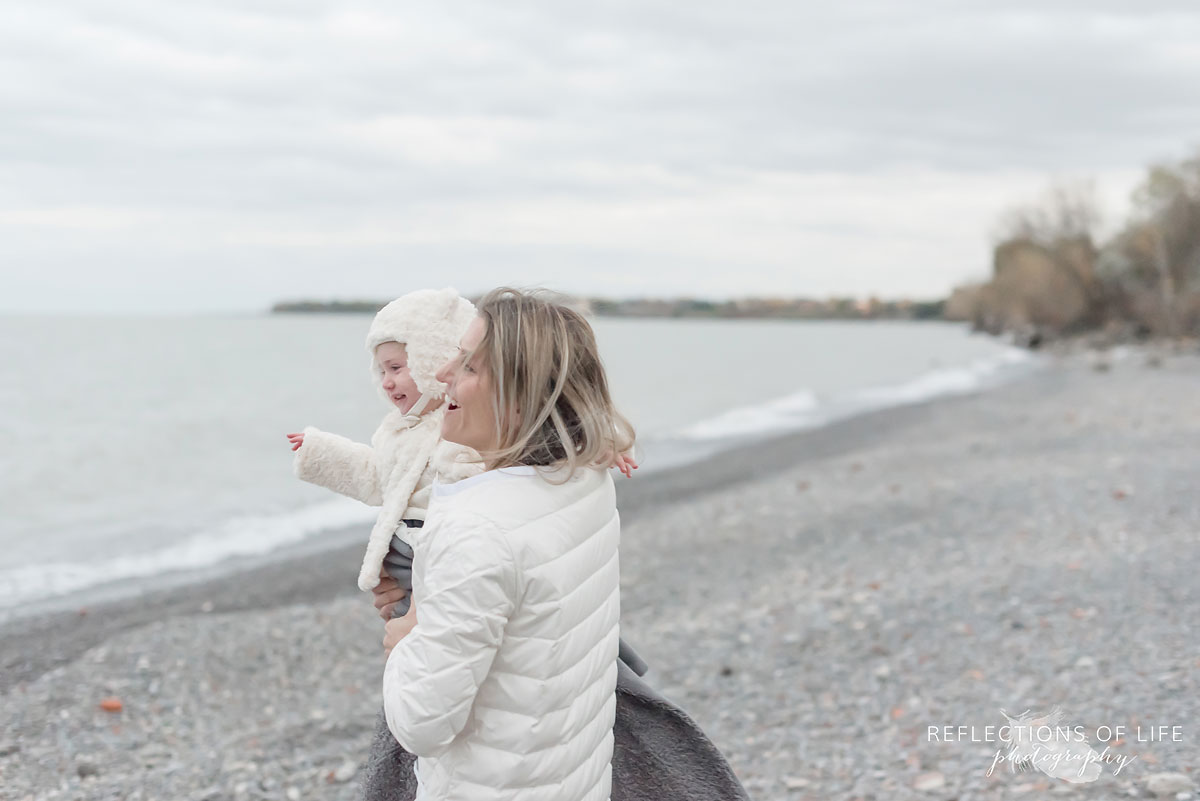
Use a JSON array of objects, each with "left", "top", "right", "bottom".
[
  {"left": 0, "top": 498, "right": 375, "bottom": 609},
  {"left": 674, "top": 347, "right": 1035, "bottom": 443},
  {"left": 848, "top": 347, "right": 1032, "bottom": 408},
  {"left": 677, "top": 389, "right": 822, "bottom": 440}
]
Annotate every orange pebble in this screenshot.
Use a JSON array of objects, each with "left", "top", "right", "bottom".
[{"left": 99, "top": 697, "right": 123, "bottom": 712}]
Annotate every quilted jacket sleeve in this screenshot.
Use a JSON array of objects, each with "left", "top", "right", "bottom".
[
  {"left": 382, "top": 510, "right": 518, "bottom": 758},
  {"left": 292, "top": 426, "right": 384, "bottom": 506}
]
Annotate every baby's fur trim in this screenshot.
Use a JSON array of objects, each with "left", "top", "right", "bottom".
[
  {"left": 354, "top": 414, "right": 441, "bottom": 591},
  {"left": 293, "top": 405, "right": 485, "bottom": 593}
]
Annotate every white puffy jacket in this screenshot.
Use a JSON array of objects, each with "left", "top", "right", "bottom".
[{"left": 383, "top": 464, "right": 621, "bottom": 801}]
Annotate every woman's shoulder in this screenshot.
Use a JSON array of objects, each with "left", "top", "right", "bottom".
[
  {"left": 418, "top": 506, "right": 521, "bottom": 587},
  {"left": 434, "top": 465, "right": 613, "bottom": 529}
]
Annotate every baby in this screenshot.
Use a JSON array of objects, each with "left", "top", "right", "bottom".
[{"left": 286, "top": 287, "right": 480, "bottom": 616}]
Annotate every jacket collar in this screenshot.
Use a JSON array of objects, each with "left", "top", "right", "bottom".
[
  {"left": 431, "top": 462, "right": 590, "bottom": 497},
  {"left": 432, "top": 465, "right": 535, "bottom": 497}
]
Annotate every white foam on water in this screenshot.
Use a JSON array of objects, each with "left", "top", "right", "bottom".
[
  {"left": 673, "top": 347, "right": 1035, "bottom": 443},
  {"left": 0, "top": 497, "right": 376, "bottom": 609},
  {"left": 677, "top": 389, "right": 823, "bottom": 440},
  {"left": 847, "top": 347, "right": 1033, "bottom": 408}
]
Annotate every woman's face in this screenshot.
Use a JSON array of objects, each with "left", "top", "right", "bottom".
[{"left": 436, "top": 316, "right": 499, "bottom": 456}]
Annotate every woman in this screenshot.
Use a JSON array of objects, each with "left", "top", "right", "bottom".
[{"left": 360, "top": 288, "right": 750, "bottom": 801}]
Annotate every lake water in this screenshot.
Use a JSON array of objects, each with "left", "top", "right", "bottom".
[{"left": 0, "top": 313, "right": 1036, "bottom": 614}]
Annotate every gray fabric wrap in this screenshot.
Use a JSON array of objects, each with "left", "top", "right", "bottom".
[
  {"left": 362, "top": 521, "right": 748, "bottom": 799},
  {"left": 359, "top": 633, "right": 748, "bottom": 800}
]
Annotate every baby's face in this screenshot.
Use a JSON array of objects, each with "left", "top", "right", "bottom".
[{"left": 376, "top": 342, "right": 421, "bottom": 413}]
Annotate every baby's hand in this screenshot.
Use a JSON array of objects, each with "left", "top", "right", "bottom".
[
  {"left": 286, "top": 432, "right": 305, "bottom": 452},
  {"left": 611, "top": 452, "right": 638, "bottom": 478}
]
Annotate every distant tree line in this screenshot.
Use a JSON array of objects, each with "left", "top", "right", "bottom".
[
  {"left": 272, "top": 300, "right": 385, "bottom": 313},
  {"left": 946, "top": 149, "right": 1200, "bottom": 345},
  {"left": 585, "top": 296, "right": 944, "bottom": 320},
  {"left": 274, "top": 295, "right": 946, "bottom": 321}
]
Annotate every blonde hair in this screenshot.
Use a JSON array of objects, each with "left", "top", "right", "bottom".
[{"left": 469, "top": 287, "right": 635, "bottom": 482}]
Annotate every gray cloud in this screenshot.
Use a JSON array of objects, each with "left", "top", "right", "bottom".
[{"left": 2, "top": 1, "right": 1198, "bottom": 310}]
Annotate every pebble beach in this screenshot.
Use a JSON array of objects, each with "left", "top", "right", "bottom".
[{"left": 3, "top": 346, "right": 1198, "bottom": 801}]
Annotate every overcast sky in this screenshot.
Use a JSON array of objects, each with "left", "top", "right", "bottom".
[{"left": 2, "top": 1, "right": 1199, "bottom": 313}]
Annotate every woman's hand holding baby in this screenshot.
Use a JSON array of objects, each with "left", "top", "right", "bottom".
[
  {"left": 285, "top": 432, "right": 305, "bottom": 451},
  {"left": 372, "top": 571, "right": 410, "bottom": 621},
  {"left": 382, "top": 600, "right": 417, "bottom": 655}
]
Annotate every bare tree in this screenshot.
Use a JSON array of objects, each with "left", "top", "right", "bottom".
[
  {"left": 1120, "top": 153, "right": 1200, "bottom": 336},
  {"left": 993, "top": 179, "right": 1101, "bottom": 247}
]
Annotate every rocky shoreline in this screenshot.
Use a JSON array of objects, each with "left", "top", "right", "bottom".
[{"left": 3, "top": 348, "right": 1198, "bottom": 800}]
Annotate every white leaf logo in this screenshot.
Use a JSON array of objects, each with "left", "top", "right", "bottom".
[{"left": 1000, "top": 707, "right": 1102, "bottom": 783}]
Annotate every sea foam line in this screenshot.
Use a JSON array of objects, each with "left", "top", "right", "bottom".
[
  {"left": 675, "top": 347, "right": 1035, "bottom": 443},
  {"left": 0, "top": 498, "right": 375, "bottom": 608}
]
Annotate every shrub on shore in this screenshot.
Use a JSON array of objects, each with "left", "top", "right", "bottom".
[{"left": 948, "top": 152, "right": 1200, "bottom": 344}]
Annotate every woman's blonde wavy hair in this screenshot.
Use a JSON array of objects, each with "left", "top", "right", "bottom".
[{"left": 468, "top": 287, "right": 635, "bottom": 482}]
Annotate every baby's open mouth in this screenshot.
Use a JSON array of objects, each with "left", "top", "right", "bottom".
[{"left": 392, "top": 394, "right": 406, "bottom": 403}]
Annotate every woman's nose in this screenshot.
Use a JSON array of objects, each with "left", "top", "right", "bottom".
[{"left": 435, "top": 358, "right": 454, "bottom": 386}]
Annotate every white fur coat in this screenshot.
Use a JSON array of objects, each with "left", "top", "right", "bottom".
[{"left": 293, "top": 406, "right": 483, "bottom": 591}]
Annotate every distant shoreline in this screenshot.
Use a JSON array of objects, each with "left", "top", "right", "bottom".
[
  {"left": 268, "top": 302, "right": 1200, "bottom": 356},
  {"left": 271, "top": 296, "right": 947, "bottom": 321}
]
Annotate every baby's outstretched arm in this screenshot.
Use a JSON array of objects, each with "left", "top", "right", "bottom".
[{"left": 289, "top": 426, "right": 384, "bottom": 505}]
